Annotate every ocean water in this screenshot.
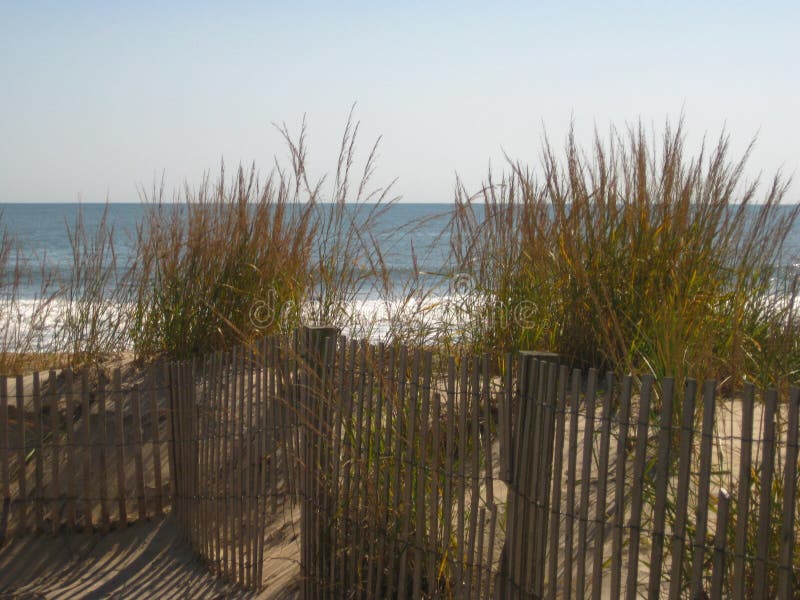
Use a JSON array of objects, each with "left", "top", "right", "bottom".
[
  {"left": 2, "top": 202, "right": 800, "bottom": 345},
  {"left": 0, "top": 202, "right": 456, "bottom": 299}
]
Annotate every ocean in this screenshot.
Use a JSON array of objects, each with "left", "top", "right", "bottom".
[
  {"left": 0, "top": 202, "right": 455, "bottom": 299},
  {"left": 2, "top": 202, "right": 800, "bottom": 347},
  {"left": 0, "top": 203, "right": 461, "bottom": 345}
]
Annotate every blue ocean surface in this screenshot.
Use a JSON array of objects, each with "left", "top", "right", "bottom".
[
  {"left": 0, "top": 202, "right": 459, "bottom": 300},
  {"left": 2, "top": 202, "right": 800, "bottom": 300}
]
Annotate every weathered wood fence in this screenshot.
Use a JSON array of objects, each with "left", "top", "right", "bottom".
[
  {"left": 167, "top": 338, "right": 300, "bottom": 588},
  {"left": 290, "top": 333, "right": 800, "bottom": 598},
  {"left": 0, "top": 364, "right": 169, "bottom": 540},
  {"left": 2, "top": 328, "right": 800, "bottom": 598},
  {"left": 299, "top": 330, "right": 503, "bottom": 597}
]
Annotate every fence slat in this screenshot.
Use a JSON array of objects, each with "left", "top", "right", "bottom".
[
  {"left": 441, "top": 356, "right": 456, "bottom": 598},
  {"left": 148, "top": 369, "right": 164, "bottom": 516},
  {"left": 353, "top": 341, "right": 369, "bottom": 592},
  {"left": 227, "top": 346, "right": 242, "bottom": 582},
  {"left": 667, "top": 379, "right": 698, "bottom": 600},
  {"left": 466, "top": 356, "right": 481, "bottom": 598},
  {"left": 501, "top": 353, "right": 513, "bottom": 484},
  {"left": 777, "top": 386, "right": 800, "bottom": 599},
  {"left": 250, "top": 346, "right": 260, "bottom": 590},
  {"left": 244, "top": 349, "right": 254, "bottom": 588},
  {"left": 221, "top": 352, "right": 232, "bottom": 579},
  {"left": 311, "top": 334, "right": 325, "bottom": 595},
  {"left": 48, "top": 370, "right": 60, "bottom": 534},
  {"left": 211, "top": 352, "right": 223, "bottom": 576},
  {"left": 210, "top": 353, "right": 219, "bottom": 571},
  {"left": 64, "top": 370, "right": 76, "bottom": 529},
  {"left": 547, "top": 366, "right": 569, "bottom": 599},
  {"left": 33, "top": 372, "right": 44, "bottom": 532},
  {"left": 15, "top": 375, "right": 26, "bottom": 533},
  {"left": 533, "top": 361, "right": 557, "bottom": 597},
  {"left": 366, "top": 343, "right": 379, "bottom": 593},
  {"left": 508, "top": 354, "right": 535, "bottom": 596},
  {"left": 564, "top": 368, "right": 581, "bottom": 598},
  {"left": 456, "top": 356, "right": 470, "bottom": 596},
  {"left": 0, "top": 377, "right": 8, "bottom": 543},
  {"left": 198, "top": 355, "right": 208, "bottom": 565},
  {"left": 428, "top": 387, "right": 442, "bottom": 597},
  {"left": 80, "top": 371, "right": 92, "bottom": 530},
  {"left": 689, "top": 380, "right": 717, "bottom": 599},
  {"left": 131, "top": 381, "right": 146, "bottom": 522},
  {"left": 191, "top": 358, "right": 199, "bottom": 550},
  {"left": 610, "top": 376, "right": 632, "bottom": 599},
  {"left": 164, "top": 362, "right": 177, "bottom": 527},
  {"left": 732, "top": 382, "right": 755, "bottom": 598},
  {"left": 752, "top": 388, "right": 778, "bottom": 598},
  {"left": 397, "top": 348, "right": 420, "bottom": 598},
  {"left": 482, "top": 354, "right": 494, "bottom": 510},
  {"left": 480, "top": 355, "right": 495, "bottom": 593},
  {"left": 475, "top": 506, "right": 486, "bottom": 597},
  {"left": 412, "top": 351, "right": 432, "bottom": 598},
  {"left": 487, "top": 501, "right": 498, "bottom": 599},
  {"left": 522, "top": 357, "right": 542, "bottom": 595},
  {"left": 591, "top": 373, "right": 614, "bottom": 600},
  {"left": 170, "top": 364, "right": 181, "bottom": 526},
  {"left": 269, "top": 337, "right": 279, "bottom": 516},
  {"left": 373, "top": 344, "right": 394, "bottom": 598},
  {"left": 97, "top": 373, "right": 110, "bottom": 533},
  {"left": 223, "top": 353, "right": 234, "bottom": 580},
  {"left": 204, "top": 355, "right": 212, "bottom": 567},
  {"left": 238, "top": 349, "right": 249, "bottom": 587},
  {"left": 179, "top": 362, "right": 189, "bottom": 531},
  {"left": 339, "top": 340, "right": 356, "bottom": 593},
  {"left": 709, "top": 488, "right": 731, "bottom": 600},
  {"left": 112, "top": 368, "right": 127, "bottom": 527},
  {"left": 300, "top": 347, "right": 311, "bottom": 598},
  {"left": 324, "top": 337, "right": 342, "bottom": 596},
  {"left": 647, "top": 377, "right": 675, "bottom": 599},
  {"left": 186, "top": 360, "right": 195, "bottom": 543},
  {"left": 576, "top": 368, "right": 598, "bottom": 600},
  {"left": 625, "top": 374, "right": 653, "bottom": 600},
  {"left": 255, "top": 342, "right": 267, "bottom": 589}
]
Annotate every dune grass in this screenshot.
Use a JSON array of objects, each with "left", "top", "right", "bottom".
[
  {"left": 121, "top": 111, "right": 395, "bottom": 360},
  {"left": 1, "top": 116, "right": 799, "bottom": 595},
  {"left": 1, "top": 116, "right": 798, "bottom": 394},
  {"left": 54, "top": 203, "right": 132, "bottom": 365},
  {"left": 129, "top": 166, "right": 316, "bottom": 358},
  {"left": 446, "top": 121, "right": 800, "bottom": 390},
  {"left": 0, "top": 213, "right": 62, "bottom": 374}
]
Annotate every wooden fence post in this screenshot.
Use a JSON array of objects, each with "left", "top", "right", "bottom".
[
  {"left": 497, "top": 350, "right": 560, "bottom": 598},
  {"left": 299, "top": 325, "right": 339, "bottom": 596}
]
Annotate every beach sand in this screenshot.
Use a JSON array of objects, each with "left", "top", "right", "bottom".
[{"left": 0, "top": 513, "right": 300, "bottom": 599}]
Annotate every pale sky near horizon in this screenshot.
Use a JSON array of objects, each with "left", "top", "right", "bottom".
[{"left": 1, "top": 1, "right": 798, "bottom": 204}]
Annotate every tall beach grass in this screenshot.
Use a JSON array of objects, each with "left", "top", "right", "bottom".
[
  {"left": 1, "top": 116, "right": 798, "bottom": 393},
  {"left": 446, "top": 121, "right": 799, "bottom": 391}
]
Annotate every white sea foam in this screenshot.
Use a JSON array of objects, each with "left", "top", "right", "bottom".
[
  {"left": 0, "top": 291, "right": 479, "bottom": 353},
  {"left": 0, "top": 297, "right": 133, "bottom": 353}
]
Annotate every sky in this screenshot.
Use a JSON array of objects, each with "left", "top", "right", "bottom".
[{"left": 1, "top": 1, "right": 798, "bottom": 203}]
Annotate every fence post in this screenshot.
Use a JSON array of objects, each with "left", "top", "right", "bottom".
[
  {"left": 497, "top": 350, "right": 560, "bottom": 599},
  {"left": 299, "top": 326, "right": 339, "bottom": 597}
]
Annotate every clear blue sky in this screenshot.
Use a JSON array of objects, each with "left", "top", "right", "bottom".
[{"left": 1, "top": 1, "right": 798, "bottom": 203}]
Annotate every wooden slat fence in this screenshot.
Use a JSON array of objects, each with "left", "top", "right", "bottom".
[
  {"left": 166, "top": 338, "right": 298, "bottom": 589},
  {"left": 0, "top": 365, "right": 170, "bottom": 542},
  {"left": 3, "top": 328, "right": 800, "bottom": 599},
  {"left": 497, "top": 365, "right": 800, "bottom": 600},
  {"left": 295, "top": 334, "right": 800, "bottom": 599},
  {"left": 299, "top": 329, "right": 504, "bottom": 598}
]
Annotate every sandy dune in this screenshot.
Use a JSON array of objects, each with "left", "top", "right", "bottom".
[{"left": 0, "top": 516, "right": 300, "bottom": 599}]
